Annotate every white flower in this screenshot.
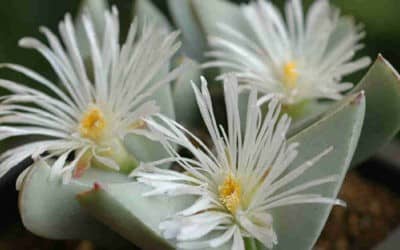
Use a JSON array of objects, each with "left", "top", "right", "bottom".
[
  {"left": 0, "top": 7, "right": 182, "bottom": 184},
  {"left": 132, "top": 75, "right": 344, "bottom": 249},
  {"left": 204, "top": 0, "right": 371, "bottom": 105}
]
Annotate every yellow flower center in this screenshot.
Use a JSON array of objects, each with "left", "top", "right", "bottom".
[
  {"left": 219, "top": 174, "right": 241, "bottom": 214},
  {"left": 79, "top": 106, "right": 107, "bottom": 141},
  {"left": 283, "top": 61, "right": 298, "bottom": 90}
]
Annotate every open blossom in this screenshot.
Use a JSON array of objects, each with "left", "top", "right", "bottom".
[
  {"left": 205, "top": 0, "right": 371, "bottom": 104},
  {"left": 0, "top": 7, "right": 182, "bottom": 184},
  {"left": 133, "top": 75, "right": 344, "bottom": 249}
]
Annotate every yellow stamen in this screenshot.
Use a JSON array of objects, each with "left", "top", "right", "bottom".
[
  {"left": 219, "top": 174, "right": 241, "bottom": 214},
  {"left": 283, "top": 61, "right": 298, "bottom": 89},
  {"left": 79, "top": 106, "right": 106, "bottom": 141}
]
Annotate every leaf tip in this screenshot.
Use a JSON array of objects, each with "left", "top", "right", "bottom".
[
  {"left": 76, "top": 182, "right": 103, "bottom": 200},
  {"left": 351, "top": 91, "right": 365, "bottom": 105},
  {"left": 376, "top": 54, "right": 400, "bottom": 81},
  {"left": 377, "top": 53, "right": 384, "bottom": 61},
  {"left": 93, "top": 182, "right": 103, "bottom": 191}
]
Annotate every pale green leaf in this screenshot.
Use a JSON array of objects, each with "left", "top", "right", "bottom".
[
  {"left": 77, "top": 182, "right": 194, "bottom": 250},
  {"left": 351, "top": 55, "right": 400, "bottom": 165},
  {"left": 18, "top": 160, "right": 130, "bottom": 248},
  {"left": 290, "top": 56, "right": 400, "bottom": 167},
  {"left": 167, "top": 0, "right": 207, "bottom": 61},
  {"left": 191, "top": 0, "right": 252, "bottom": 38},
  {"left": 124, "top": 133, "right": 169, "bottom": 169},
  {"left": 172, "top": 57, "right": 202, "bottom": 127},
  {"left": 270, "top": 92, "right": 365, "bottom": 250}
]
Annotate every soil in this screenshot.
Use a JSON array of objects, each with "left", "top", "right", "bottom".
[
  {"left": 315, "top": 171, "right": 400, "bottom": 250},
  {"left": 1, "top": 169, "right": 400, "bottom": 250}
]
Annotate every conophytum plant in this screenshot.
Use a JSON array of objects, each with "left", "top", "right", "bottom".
[{"left": 0, "top": 0, "right": 399, "bottom": 249}]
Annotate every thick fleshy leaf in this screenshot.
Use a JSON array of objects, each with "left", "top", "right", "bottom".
[
  {"left": 191, "top": 0, "right": 252, "bottom": 38},
  {"left": 124, "top": 133, "right": 170, "bottom": 169},
  {"left": 350, "top": 55, "right": 400, "bottom": 165},
  {"left": 151, "top": 72, "right": 176, "bottom": 121},
  {"left": 269, "top": 93, "right": 365, "bottom": 250},
  {"left": 172, "top": 57, "right": 202, "bottom": 127},
  {"left": 288, "top": 101, "right": 333, "bottom": 137},
  {"left": 291, "top": 56, "right": 400, "bottom": 166},
  {"left": 78, "top": 92, "right": 365, "bottom": 250},
  {"left": 77, "top": 182, "right": 195, "bottom": 250},
  {"left": 18, "top": 160, "right": 130, "bottom": 248},
  {"left": 167, "top": 0, "right": 207, "bottom": 61}
]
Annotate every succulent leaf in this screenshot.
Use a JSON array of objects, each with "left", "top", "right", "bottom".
[
  {"left": 77, "top": 182, "right": 195, "bottom": 250},
  {"left": 172, "top": 57, "right": 202, "bottom": 127},
  {"left": 18, "top": 160, "right": 131, "bottom": 248},
  {"left": 270, "top": 92, "right": 365, "bottom": 250},
  {"left": 167, "top": 0, "right": 207, "bottom": 61},
  {"left": 191, "top": 0, "right": 252, "bottom": 38},
  {"left": 350, "top": 55, "right": 400, "bottom": 165}
]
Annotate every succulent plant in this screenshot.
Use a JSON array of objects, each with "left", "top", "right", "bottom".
[{"left": 0, "top": 0, "right": 399, "bottom": 250}]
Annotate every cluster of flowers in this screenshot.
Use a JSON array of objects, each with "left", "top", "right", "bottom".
[{"left": 0, "top": 0, "right": 369, "bottom": 249}]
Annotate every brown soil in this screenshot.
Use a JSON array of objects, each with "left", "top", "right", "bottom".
[
  {"left": 315, "top": 171, "right": 400, "bottom": 250},
  {"left": 1, "top": 170, "right": 400, "bottom": 250}
]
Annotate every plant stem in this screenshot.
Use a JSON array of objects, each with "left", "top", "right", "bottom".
[{"left": 244, "top": 237, "right": 258, "bottom": 250}]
